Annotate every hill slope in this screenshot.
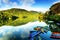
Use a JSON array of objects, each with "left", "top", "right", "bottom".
[{"left": 0, "top": 8, "right": 40, "bottom": 26}]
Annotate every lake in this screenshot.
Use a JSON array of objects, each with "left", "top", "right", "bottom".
[{"left": 0, "top": 21, "right": 60, "bottom": 40}]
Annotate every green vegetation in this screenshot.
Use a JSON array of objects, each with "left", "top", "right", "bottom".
[
  {"left": 0, "top": 8, "right": 44, "bottom": 26},
  {"left": 38, "top": 13, "right": 44, "bottom": 22},
  {"left": 44, "top": 2, "right": 60, "bottom": 32},
  {"left": 1, "top": 2, "right": 60, "bottom": 28},
  {"left": 45, "top": 2, "right": 60, "bottom": 22}
]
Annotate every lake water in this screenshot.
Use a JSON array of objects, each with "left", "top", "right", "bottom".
[{"left": 0, "top": 21, "right": 60, "bottom": 40}]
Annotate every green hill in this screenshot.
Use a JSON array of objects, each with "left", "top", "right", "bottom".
[{"left": 0, "top": 8, "right": 40, "bottom": 26}]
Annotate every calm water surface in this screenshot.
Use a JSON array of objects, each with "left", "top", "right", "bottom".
[{"left": 0, "top": 21, "right": 59, "bottom": 40}]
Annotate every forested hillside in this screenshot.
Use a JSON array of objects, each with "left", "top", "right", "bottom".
[{"left": 0, "top": 8, "right": 44, "bottom": 26}]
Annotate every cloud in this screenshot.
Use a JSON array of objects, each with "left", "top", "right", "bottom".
[
  {"left": 0, "top": 0, "right": 2, "bottom": 5},
  {"left": 20, "top": 0, "right": 35, "bottom": 8},
  {"left": 0, "top": 0, "right": 35, "bottom": 10},
  {"left": 0, "top": 0, "right": 48, "bottom": 12},
  {"left": 13, "top": 0, "right": 36, "bottom": 11},
  {"left": 26, "top": 7, "right": 49, "bottom": 13},
  {"left": 0, "top": 0, "right": 35, "bottom": 8},
  {"left": 0, "top": 0, "right": 19, "bottom": 10},
  {"left": 2, "top": 0, "right": 9, "bottom": 3},
  {"left": 53, "top": 0, "right": 60, "bottom": 4}
]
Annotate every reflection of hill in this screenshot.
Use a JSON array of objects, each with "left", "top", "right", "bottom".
[{"left": 0, "top": 8, "right": 43, "bottom": 26}]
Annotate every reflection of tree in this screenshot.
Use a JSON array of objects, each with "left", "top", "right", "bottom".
[
  {"left": 12, "top": 16, "right": 18, "bottom": 21},
  {"left": 38, "top": 13, "right": 44, "bottom": 22},
  {"left": 0, "top": 12, "right": 9, "bottom": 25}
]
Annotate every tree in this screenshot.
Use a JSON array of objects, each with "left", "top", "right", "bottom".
[
  {"left": 50, "top": 2, "right": 60, "bottom": 14},
  {"left": 45, "top": 2, "right": 60, "bottom": 32}
]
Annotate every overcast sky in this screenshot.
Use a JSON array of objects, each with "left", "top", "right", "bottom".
[{"left": 0, "top": 0, "right": 60, "bottom": 12}]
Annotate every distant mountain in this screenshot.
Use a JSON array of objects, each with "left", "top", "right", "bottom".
[
  {"left": 1, "top": 8, "right": 27, "bottom": 11},
  {"left": 30, "top": 11, "right": 39, "bottom": 13},
  {"left": 0, "top": 8, "right": 40, "bottom": 14},
  {"left": 0, "top": 8, "right": 29, "bottom": 14}
]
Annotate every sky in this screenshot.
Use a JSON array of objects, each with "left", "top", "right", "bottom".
[{"left": 0, "top": 0, "right": 60, "bottom": 12}]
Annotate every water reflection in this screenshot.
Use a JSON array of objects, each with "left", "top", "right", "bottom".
[{"left": 0, "top": 21, "right": 59, "bottom": 40}]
